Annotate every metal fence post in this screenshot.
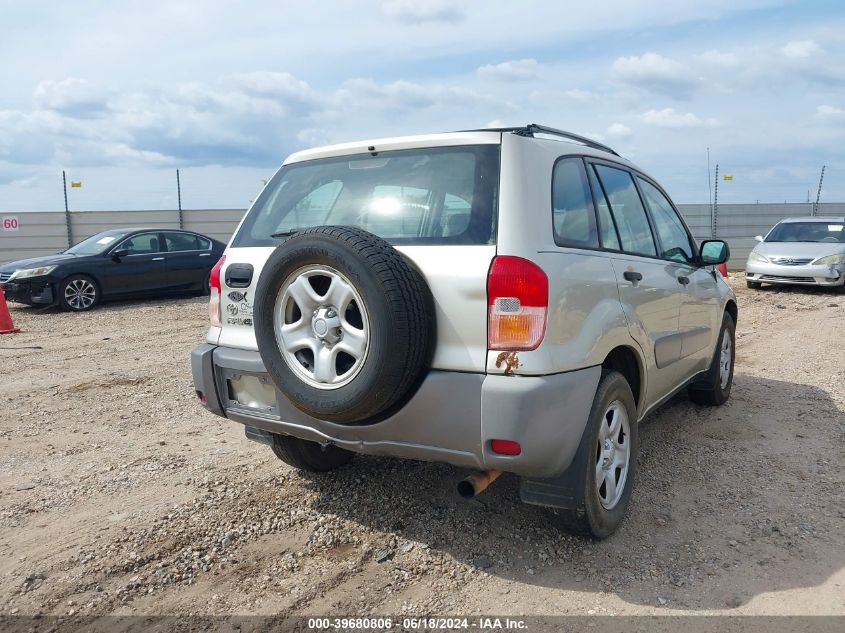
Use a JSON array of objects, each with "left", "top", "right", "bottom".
[
  {"left": 176, "top": 169, "right": 184, "bottom": 229},
  {"left": 712, "top": 165, "right": 719, "bottom": 238},
  {"left": 62, "top": 170, "right": 73, "bottom": 248}
]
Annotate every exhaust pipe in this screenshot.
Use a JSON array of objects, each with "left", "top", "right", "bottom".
[{"left": 457, "top": 470, "right": 502, "bottom": 499}]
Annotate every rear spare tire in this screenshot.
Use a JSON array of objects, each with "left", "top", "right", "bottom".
[{"left": 253, "top": 226, "right": 434, "bottom": 424}]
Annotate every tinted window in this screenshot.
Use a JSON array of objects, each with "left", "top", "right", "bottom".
[
  {"left": 587, "top": 167, "right": 621, "bottom": 251},
  {"left": 233, "top": 145, "right": 500, "bottom": 247},
  {"left": 122, "top": 233, "right": 161, "bottom": 255},
  {"left": 593, "top": 165, "right": 656, "bottom": 257},
  {"left": 164, "top": 232, "right": 200, "bottom": 252},
  {"left": 551, "top": 158, "right": 598, "bottom": 248},
  {"left": 637, "top": 178, "right": 694, "bottom": 263},
  {"left": 197, "top": 237, "right": 211, "bottom": 250}
]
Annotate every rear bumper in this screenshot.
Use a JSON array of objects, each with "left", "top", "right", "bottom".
[
  {"left": 745, "top": 262, "right": 845, "bottom": 287},
  {"left": 191, "top": 343, "right": 600, "bottom": 478}
]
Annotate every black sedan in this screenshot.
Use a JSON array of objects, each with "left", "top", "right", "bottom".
[{"left": 0, "top": 228, "right": 225, "bottom": 311}]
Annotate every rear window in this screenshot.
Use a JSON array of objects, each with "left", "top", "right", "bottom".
[{"left": 233, "top": 145, "right": 500, "bottom": 247}]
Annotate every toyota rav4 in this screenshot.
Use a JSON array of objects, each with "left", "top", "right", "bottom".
[{"left": 192, "top": 124, "right": 736, "bottom": 538}]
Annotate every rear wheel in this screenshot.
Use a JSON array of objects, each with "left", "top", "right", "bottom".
[
  {"left": 746, "top": 280, "right": 762, "bottom": 289},
  {"left": 270, "top": 434, "right": 353, "bottom": 472},
  {"left": 59, "top": 274, "right": 100, "bottom": 311},
  {"left": 688, "top": 313, "right": 735, "bottom": 406},
  {"left": 199, "top": 270, "right": 211, "bottom": 296},
  {"left": 553, "top": 371, "right": 638, "bottom": 539}
]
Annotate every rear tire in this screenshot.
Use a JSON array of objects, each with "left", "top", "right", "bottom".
[
  {"left": 271, "top": 434, "right": 354, "bottom": 472},
  {"left": 688, "top": 313, "right": 735, "bottom": 406},
  {"left": 552, "top": 371, "right": 638, "bottom": 539},
  {"left": 746, "top": 280, "right": 762, "bottom": 289},
  {"left": 199, "top": 270, "right": 211, "bottom": 296}
]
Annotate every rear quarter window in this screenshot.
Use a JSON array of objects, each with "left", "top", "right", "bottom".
[{"left": 551, "top": 158, "right": 598, "bottom": 249}]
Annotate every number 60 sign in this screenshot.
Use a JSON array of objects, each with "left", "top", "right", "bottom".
[{"left": 2, "top": 216, "right": 19, "bottom": 231}]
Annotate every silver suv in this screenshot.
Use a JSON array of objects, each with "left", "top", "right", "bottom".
[{"left": 192, "top": 124, "right": 737, "bottom": 538}]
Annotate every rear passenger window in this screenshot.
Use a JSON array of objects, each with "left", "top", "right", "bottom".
[
  {"left": 551, "top": 158, "right": 598, "bottom": 249},
  {"left": 164, "top": 232, "right": 200, "bottom": 252},
  {"left": 593, "top": 165, "right": 657, "bottom": 257},
  {"left": 587, "top": 168, "right": 621, "bottom": 251}
]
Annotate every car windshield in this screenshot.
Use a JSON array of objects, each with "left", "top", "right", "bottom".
[
  {"left": 64, "top": 230, "right": 130, "bottom": 255},
  {"left": 766, "top": 222, "right": 845, "bottom": 243},
  {"left": 232, "top": 145, "right": 500, "bottom": 247}
]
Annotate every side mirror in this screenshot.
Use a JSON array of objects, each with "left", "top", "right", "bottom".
[
  {"left": 754, "top": 235, "right": 764, "bottom": 243},
  {"left": 111, "top": 248, "right": 129, "bottom": 260},
  {"left": 699, "top": 240, "right": 729, "bottom": 266}
]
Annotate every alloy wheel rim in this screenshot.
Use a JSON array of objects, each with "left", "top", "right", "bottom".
[
  {"left": 273, "top": 265, "right": 370, "bottom": 390},
  {"left": 595, "top": 400, "right": 631, "bottom": 510},
  {"left": 65, "top": 279, "right": 96, "bottom": 310},
  {"left": 719, "top": 329, "right": 732, "bottom": 389}
]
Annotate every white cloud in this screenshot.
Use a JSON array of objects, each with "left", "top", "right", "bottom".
[
  {"left": 641, "top": 108, "right": 717, "bottom": 128},
  {"left": 33, "top": 78, "right": 109, "bottom": 117},
  {"left": 697, "top": 50, "right": 740, "bottom": 68},
  {"left": 612, "top": 52, "right": 697, "bottom": 98},
  {"left": 477, "top": 59, "right": 539, "bottom": 81},
  {"left": 562, "top": 88, "right": 597, "bottom": 103},
  {"left": 606, "top": 123, "right": 632, "bottom": 137},
  {"left": 382, "top": 0, "right": 463, "bottom": 23},
  {"left": 227, "top": 71, "right": 319, "bottom": 104},
  {"left": 333, "top": 78, "right": 501, "bottom": 113},
  {"left": 781, "top": 39, "right": 821, "bottom": 58},
  {"left": 816, "top": 105, "right": 845, "bottom": 122}
]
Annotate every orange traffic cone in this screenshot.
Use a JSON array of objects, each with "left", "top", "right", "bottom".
[
  {"left": 718, "top": 262, "right": 729, "bottom": 278},
  {"left": 0, "top": 288, "right": 20, "bottom": 334}
]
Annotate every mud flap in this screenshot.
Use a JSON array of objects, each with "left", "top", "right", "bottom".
[{"left": 518, "top": 415, "right": 592, "bottom": 510}]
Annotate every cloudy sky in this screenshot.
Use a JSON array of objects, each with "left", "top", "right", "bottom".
[{"left": 1, "top": 0, "right": 843, "bottom": 211}]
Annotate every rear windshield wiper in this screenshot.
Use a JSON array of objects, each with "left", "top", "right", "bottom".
[{"left": 271, "top": 227, "right": 315, "bottom": 238}]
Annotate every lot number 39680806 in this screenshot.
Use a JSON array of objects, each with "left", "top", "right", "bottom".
[{"left": 2, "top": 217, "right": 19, "bottom": 231}]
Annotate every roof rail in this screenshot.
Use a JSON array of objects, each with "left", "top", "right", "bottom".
[
  {"left": 513, "top": 123, "right": 620, "bottom": 156},
  {"left": 462, "top": 124, "right": 619, "bottom": 156}
]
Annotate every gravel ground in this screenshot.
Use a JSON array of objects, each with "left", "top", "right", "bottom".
[{"left": 1, "top": 275, "right": 844, "bottom": 619}]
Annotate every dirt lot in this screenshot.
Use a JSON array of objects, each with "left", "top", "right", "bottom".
[{"left": 1, "top": 275, "right": 844, "bottom": 620}]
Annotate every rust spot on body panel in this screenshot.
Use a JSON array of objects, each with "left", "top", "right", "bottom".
[{"left": 495, "top": 351, "right": 521, "bottom": 376}]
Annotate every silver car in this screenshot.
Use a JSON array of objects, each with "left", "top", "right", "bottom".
[
  {"left": 745, "top": 217, "right": 845, "bottom": 289},
  {"left": 191, "top": 124, "right": 737, "bottom": 538}
]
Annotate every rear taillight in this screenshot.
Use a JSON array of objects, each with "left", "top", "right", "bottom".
[
  {"left": 208, "top": 255, "right": 226, "bottom": 327},
  {"left": 487, "top": 256, "right": 548, "bottom": 351}
]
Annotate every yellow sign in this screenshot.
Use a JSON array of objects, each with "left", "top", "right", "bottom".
[
  {"left": 70, "top": 181, "right": 82, "bottom": 188},
  {"left": 723, "top": 175, "right": 733, "bottom": 181}
]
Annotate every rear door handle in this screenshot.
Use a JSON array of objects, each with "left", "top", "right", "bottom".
[
  {"left": 678, "top": 275, "right": 690, "bottom": 285},
  {"left": 199, "top": 253, "right": 211, "bottom": 257},
  {"left": 623, "top": 271, "right": 643, "bottom": 283},
  {"left": 152, "top": 257, "right": 165, "bottom": 261}
]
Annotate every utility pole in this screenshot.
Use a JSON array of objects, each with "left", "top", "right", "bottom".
[
  {"left": 176, "top": 168, "right": 183, "bottom": 229},
  {"left": 62, "top": 170, "right": 73, "bottom": 248},
  {"left": 712, "top": 164, "right": 719, "bottom": 237},
  {"left": 813, "top": 165, "right": 825, "bottom": 216}
]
